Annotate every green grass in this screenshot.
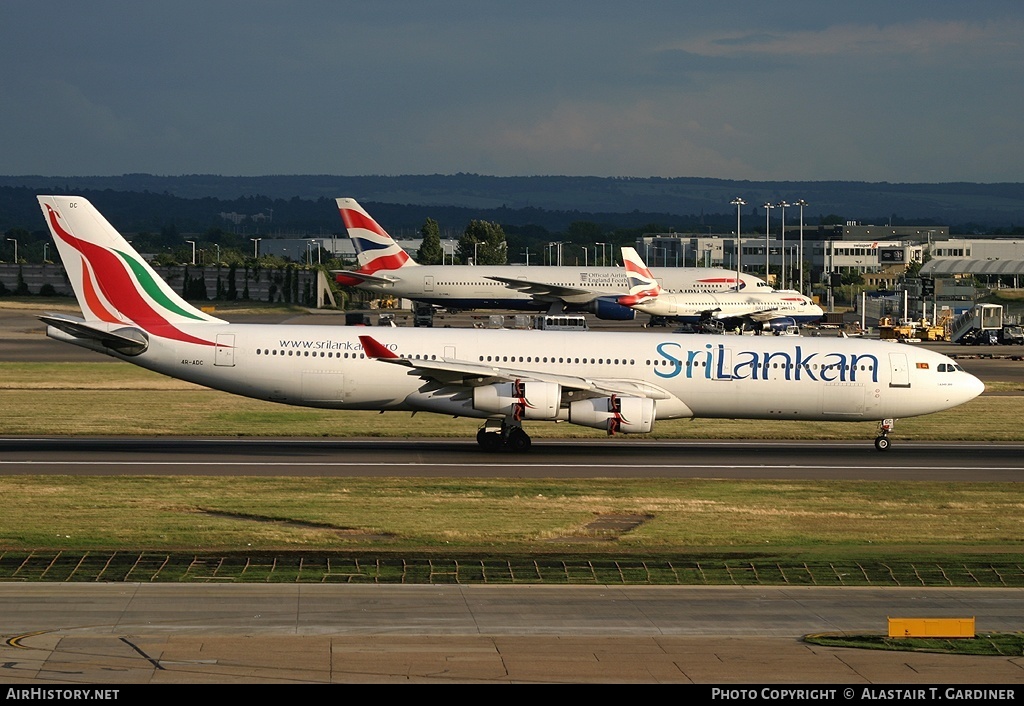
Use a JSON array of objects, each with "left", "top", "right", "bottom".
[
  {"left": 0, "top": 476, "right": 1023, "bottom": 551},
  {"left": 3, "top": 361, "right": 1024, "bottom": 440},
  {"left": 805, "top": 632, "right": 1024, "bottom": 656}
]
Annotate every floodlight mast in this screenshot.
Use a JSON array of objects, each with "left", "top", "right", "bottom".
[
  {"left": 731, "top": 197, "right": 746, "bottom": 291},
  {"left": 795, "top": 199, "right": 808, "bottom": 295},
  {"left": 777, "top": 201, "right": 789, "bottom": 289}
]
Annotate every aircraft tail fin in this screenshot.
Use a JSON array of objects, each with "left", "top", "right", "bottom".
[
  {"left": 618, "top": 247, "right": 662, "bottom": 305},
  {"left": 37, "top": 195, "right": 225, "bottom": 328},
  {"left": 336, "top": 198, "right": 417, "bottom": 273}
]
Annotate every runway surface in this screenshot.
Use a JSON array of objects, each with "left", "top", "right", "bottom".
[
  {"left": 2, "top": 436, "right": 1024, "bottom": 481},
  {"left": 2, "top": 584, "right": 1023, "bottom": 684}
]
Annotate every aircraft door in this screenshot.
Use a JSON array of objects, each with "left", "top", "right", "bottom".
[
  {"left": 214, "top": 334, "right": 235, "bottom": 367},
  {"left": 301, "top": 371, "right": 346, "bottom": 402},
  {"left": 424, "top": 276, "right": 434, "bottom": 292},
  {"left": 888, "top": 352, "right": 911, "bottom": 388}
]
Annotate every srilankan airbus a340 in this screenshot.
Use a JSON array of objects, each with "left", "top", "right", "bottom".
[{"left": 38, "top": 195, "right": 983, "bottom": 452}]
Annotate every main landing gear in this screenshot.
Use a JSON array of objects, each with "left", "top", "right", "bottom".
[
  {"left": 476, "top": 419, "right": 532, "bottom": 452},
  {"left": 874, "top": 418, "right": 895, "bottom": 451}
]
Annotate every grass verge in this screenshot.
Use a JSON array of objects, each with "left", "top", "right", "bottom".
[
  {"left": 2, "top": 362, "right": 1024, "bottom": 439},
  {"left": 805, "top": 632, "right": 1024, "bottom": 657}
]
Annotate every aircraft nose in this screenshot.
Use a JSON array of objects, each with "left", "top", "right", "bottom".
[{"left": 964, "top": 372, "right": 986, "bottom": 401}]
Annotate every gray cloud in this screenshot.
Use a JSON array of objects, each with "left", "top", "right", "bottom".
[{"left": 1, "top": 1, "right": 1021, "bottom": 182}]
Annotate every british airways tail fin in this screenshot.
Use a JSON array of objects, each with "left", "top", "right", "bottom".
[
  {"left": 617, "top": 247, "right": 662, "bottom": 305},
  {"left": 37, "top": 195, "right": 225, "bottom": 327},
  {"left": 336, "top": 198, "right": 417, "bottom": 272}
]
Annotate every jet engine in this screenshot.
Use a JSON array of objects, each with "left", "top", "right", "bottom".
[
  {"left": 569, "top": 396, "right": 655, "bottom": 434},
  {"left": 766, "top": 317, "right": 797, "bottom": 332},
  {"left": 473, "top": 380, "right": 561, "bottom": 420},
  {"left": 588, "top": 298, "right": 637, "bottom": 321}
]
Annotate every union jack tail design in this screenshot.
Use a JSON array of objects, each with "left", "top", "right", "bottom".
[
  {"left": 336, "top": 198, "right": 417, "bottom": 274},
  {"left": 617, "top": 247, "right": 662, "bottom": 306}
]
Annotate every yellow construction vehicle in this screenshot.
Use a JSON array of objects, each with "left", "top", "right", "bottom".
[
  {"left": 877, "top": 315, "right": 951, "bottom": 342},
  {"left": 877, "top": 316, "right": 918, "bottom": 341}
]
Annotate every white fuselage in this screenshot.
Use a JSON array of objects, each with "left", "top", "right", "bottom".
[
  {"left": 632, "top": 290, "right": 824, "bottom": 324},
  {"left": 56, "top": 323, "right": 983, "bottom": 426},
  {"left": 341, "top": 265, "right": 770, "bottom": 308}
]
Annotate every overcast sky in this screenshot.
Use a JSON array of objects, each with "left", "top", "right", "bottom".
[{"left": 3, "top": 1, "right": 1022, "bottom": 183}]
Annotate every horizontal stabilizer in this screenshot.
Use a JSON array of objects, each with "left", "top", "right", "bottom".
[
  {"left": 39, "top": 313, "right": 149, "bottom": 355},
  {"left": 332, "top": 270, "right": 399, "bottom": 286}
]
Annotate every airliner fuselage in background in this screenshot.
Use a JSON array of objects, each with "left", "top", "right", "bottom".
[
  {"left": 38, "top": 196, "right": 984, "bottom": 452},
  {"left": 618, "top": 247, "right": 825, "bottom": 331},
  {"left": 334, "top": 198, "right": 771, "bottom": 320}
]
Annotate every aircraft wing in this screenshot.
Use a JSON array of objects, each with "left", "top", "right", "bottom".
[
  {"left": 743, "top": 308, "right": 783, "bottom": 323},
  {"left": 359, "top": 335, "right": 672, "bottom": 400},
  {"left": 709, "top": 307, "right": 794, "bottom": 325},
  {"left": 486, "top": 275, "right": 598, "bottom": 301}
]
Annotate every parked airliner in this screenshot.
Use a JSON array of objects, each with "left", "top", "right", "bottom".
[
  {"left": 334, "top": 198, "right": 771, "bottom": 321},
  {"left": 619, "top": 247, "right": 825, "bottom": 332},
  {"left": 38, "top": 196, "right": 983, "bottom": 452}
]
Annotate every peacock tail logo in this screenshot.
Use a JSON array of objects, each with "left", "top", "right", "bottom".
[{"left": 44, "top": 203, "right": 217, "bottom": 346}]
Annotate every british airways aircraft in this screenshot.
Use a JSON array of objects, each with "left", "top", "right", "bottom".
[
  {"left": 618, "top": 247, "right": 825, "bottom": 332},
  {"left": 334, "top": 198, "right": 771, "bottom": 321},
  {"left": 38, "top": 196, "right": 983, "bottom": 452}
]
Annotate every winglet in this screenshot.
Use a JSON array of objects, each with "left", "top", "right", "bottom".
[{"left": 359, "top": 334, "right": 399, "bottom": 359}]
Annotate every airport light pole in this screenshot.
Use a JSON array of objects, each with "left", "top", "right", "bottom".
[
  {"left": 6, "top": 238, "right": 17, "bottom": 263},
  {"left": 795, "top": 199, "right": 808, "bottom": 296},
  {"left": 185, "top": 240, "right": 196, "bottom": 265},
  {"left": 762, "top": 203, "right": 774, "bottom": 284},
  {"left": 251, "top": 238, "right": 261, "bottom": 259},
  {"left": 777, "top": 201, "right": 789, "bottom": 289},
  {"left": 731, "top": 197, "right": 745, "bottom": 291},
  {"left": 596, "top": 242, "right": 606, "bottom": 266}
]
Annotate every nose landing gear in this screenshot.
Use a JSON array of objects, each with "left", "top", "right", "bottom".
[{"left": 874, "top": 418, "right": 895, "bottom": 451}]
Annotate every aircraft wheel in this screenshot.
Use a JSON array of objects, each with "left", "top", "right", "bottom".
[
  {"left": 477, "top": 429, "right": 503, "bottom": 451},
  {"left": 874, "top": 436, "right": 891, "bottom": 451},
  {"left": 505, "top": 428, "right": 532, "bottom": 452}
]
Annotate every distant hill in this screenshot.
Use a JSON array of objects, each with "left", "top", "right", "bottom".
[{"left": 2, "top": 173, "right": 1022, "bottom": 234}]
